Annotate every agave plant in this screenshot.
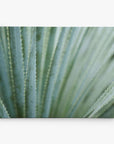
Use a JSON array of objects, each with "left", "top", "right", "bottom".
[{"left": 0, "top": 27, "right": 114, "bottom": 118}]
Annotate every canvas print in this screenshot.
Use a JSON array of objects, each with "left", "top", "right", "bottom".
[{"left": 0, "top": 27, "right": 114, "bottom": 118}]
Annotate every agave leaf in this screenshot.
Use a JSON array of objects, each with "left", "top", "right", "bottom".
[
  {"left": 7, "top": 27, "right": 25, "bottom": 117},
  {"left": 36, "top": 27, "right": 51, "bottom": 117},
  {"left": 100, "top": 104, "right": 114, "bottom": 118},
  {"left": 42, "top": 27, "right": 72, "bottom": 117},
  {"left": 21, "top": 27, "right": 34, "bottom": 74},
  {"left": 25, "top": 27, "right": 36, "bottom": 118},
  {"left": 0, "top": 98, "right": 9, "bottom": 118},
  {"left": 41, "top": 27, "right": 62, "bottom": 116},
  {"left": 84, "top": 81, "right": 114, "bottom": 118},
  {"left": 0, "top": 29, "right": 16, "bottom": 117},
  {"left": 0, "top": 27, "right": 114, "bottom": 118}
]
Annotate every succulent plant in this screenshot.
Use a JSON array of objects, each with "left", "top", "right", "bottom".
[{"left": 0, "top": 27, "right": 114, "bottom": 118}]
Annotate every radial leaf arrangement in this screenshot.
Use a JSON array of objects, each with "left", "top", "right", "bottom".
[{"left": 0, "top": 27, "right": 114, "bottom": 118}]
